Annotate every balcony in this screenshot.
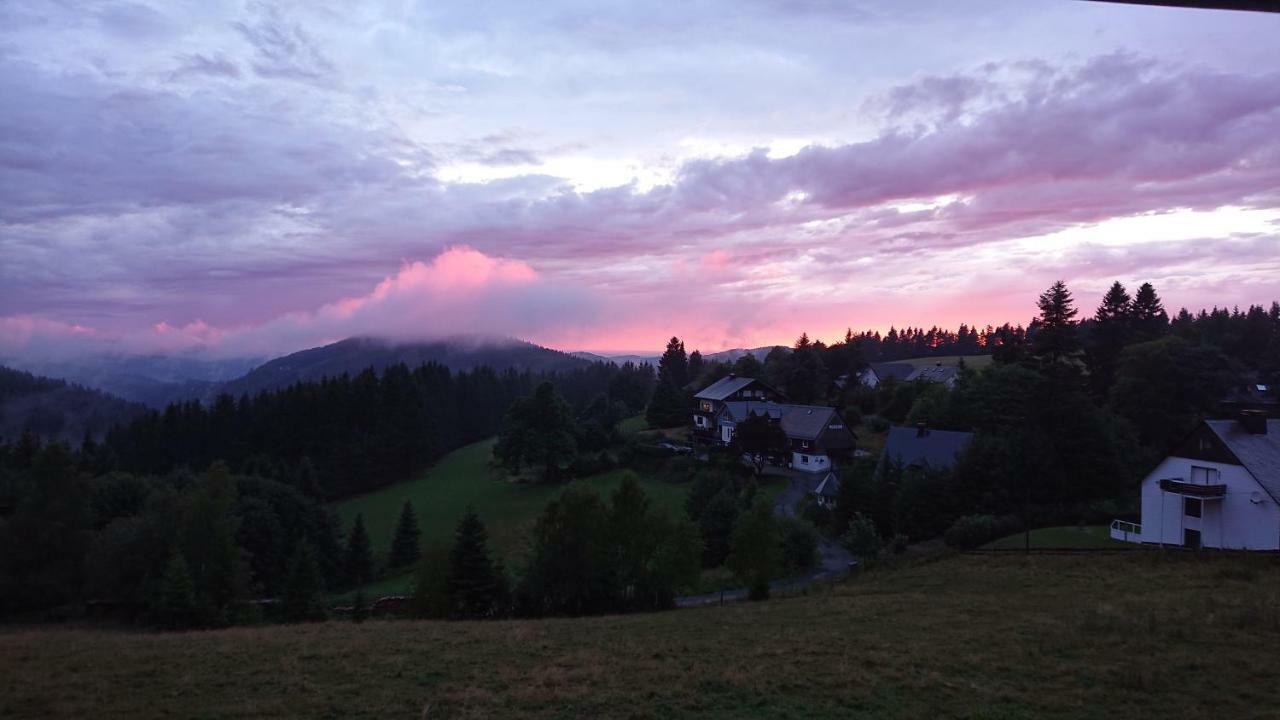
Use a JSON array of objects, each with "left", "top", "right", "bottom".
[
  {"left": 1158, "top": 478, "right": 1226, "bottom": 499},
  {"left": 1110, "top": 519, "right": 1141, "bottom": 543}
]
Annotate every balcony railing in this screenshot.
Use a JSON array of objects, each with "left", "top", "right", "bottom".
[
  {"left": 1110, "top": 519, "right": 1141, "bottom": 543},
  {"left": 1158, "top": 478, "right": 1226, "bottom": 499}
]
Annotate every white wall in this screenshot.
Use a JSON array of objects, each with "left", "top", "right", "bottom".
[
  {"left": 792, "top": 451, "right": 829, "bottom": 473},
  {"left": 1139, "top": 456, "right": 1280, "bottom": 550}
]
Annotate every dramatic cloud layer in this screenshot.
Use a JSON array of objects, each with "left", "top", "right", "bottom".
[{"left": 1, "top": 0, "right": 1278, "bottom": 359}]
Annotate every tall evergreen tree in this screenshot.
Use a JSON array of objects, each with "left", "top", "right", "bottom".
[
  {"left": 646, "top": 337, "right": 693, "bottom": 427},
  {"left": 447, "top": 508, "right": 504, "bottom": 619},
  {"left": 1086, "top": 281, "right": 1134, "bottom": 396},
  {"left": 344, "top": 513, "right": 374, "bottom": 588},
  {"left": 1131, "top": 282, "right": 1169, "bottom": 341},
  {"left": 1031, "top": 280, "right": 1080, "bottom": 365},
  {"left": 388, "top": 500, "right": 422, "bottom": 569},
  {"left": 183, "top": 463, "right": 245, "bottom": 626},
  {"left": 154, "top": 545, "right": 197, "bottom": 630},
  {"left": 282, "top": 540, "right": 325, "bottom": 622}
]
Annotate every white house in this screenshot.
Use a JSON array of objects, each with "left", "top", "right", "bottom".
[{"left": 1111, "top": 413, "right": 1280, "bottom": 550}]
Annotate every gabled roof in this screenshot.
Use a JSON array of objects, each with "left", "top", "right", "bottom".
[
  {"left": 815, "top": 472, "right": 841, "bottom": 498},
  {"left": 694, "top": 375, "right": 759, "bottom": 401},
  {"left": 1204, "top": 419, "right": 1280, "bottom": 502},
  {"left": 870, "top": 362, "right": 914, "bottom": 382},
  {"left": 721, "top": 401, "right": 839, "bottom": 441},
  {"left": 906, "top": 365, "right": 958, "bottom": 384},
  {"left": 880, "top": 425, "right": 974, "bottom": 471}
]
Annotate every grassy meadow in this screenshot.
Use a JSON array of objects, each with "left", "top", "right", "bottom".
[
  {"left": 6, "top": 552, "right": 1280, "bottom": 719},
  {"left": 984, "top": 525, "right": 1132, "bottom": 550},
  {"left": 334, "top": 439, "right": 691, "bottom": 565}
]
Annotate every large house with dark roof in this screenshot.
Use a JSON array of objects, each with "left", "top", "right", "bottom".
[
  {"left": 1111, "top": 412, "right": 1280, "bottom": 550},
  {"left": 692, "top": 375, "right": 787, "bottom": 442},
  {"left": 877, "top": 424, "right": 974, "bottom": 477},
  {"left": 691, "top": 376, "right": 856, "bottom": 473}
]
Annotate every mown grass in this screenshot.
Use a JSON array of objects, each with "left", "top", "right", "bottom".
[
  {"left": 335, "top": 439, "right": 691, "bottom": 565},
  {"left": 984, "top": 525, "right": 1130, "bottom": 550},
  {"left": 5, "top": 552, "right": 1280, "bottom": 719}
]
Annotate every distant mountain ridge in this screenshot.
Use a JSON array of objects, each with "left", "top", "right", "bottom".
[
  {"left": 571, "top": 345, "right": 785, "bottom": 366},
  {"left": 216, "top": 336, "right": 591, "bottom": 399},
  {"left": 0, "top": 365, "right": 146, "bottom": 443}
]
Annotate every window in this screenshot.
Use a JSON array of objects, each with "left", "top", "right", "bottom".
[
  {"left": 1184, "top": 497, "right": 1202, "bottom": 518},
  {"left": 700, "top": 401, "right": 713, "bottom": 412},
  {"left": 1191, "top": 466, "right": 1215, "bottom": 484},
  {"left": 800, "top": 455, "right": 809, "bottom": 464}
]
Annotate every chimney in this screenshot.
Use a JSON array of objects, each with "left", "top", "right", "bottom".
[
  {"left": 916, "top": 422, "right": 928, "bottom": 438},
  {"left": 1240, "top": 410, "right": 1268, "bottom": 435}
]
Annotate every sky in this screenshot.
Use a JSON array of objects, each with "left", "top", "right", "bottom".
[{"left": 1, "top": 0, "right": 1279, "bottom": 359}]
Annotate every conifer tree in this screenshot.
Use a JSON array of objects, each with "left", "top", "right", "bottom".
[
  {"left": 155, "top": 546, "right": 197, "bottom": 630},
  {"left": 447, "top": 508, "right": 503, "bottom": 619},
  {"left": 1031, "top": 280, "right": 1080, "bottom": 365},
  {"left": 1131, "top": 282, "right": 1169, "bottom": 340},
  {"left": 646, "top": 337, "right": 692, "bottom": 427},
  {"left": 351, "top": 587, "right": 368, "bottom": 623},
  {"left": 344, "top": 513, "right": 374, "bottom": 588},
  {"left": 1086, "top": 281, "right": 1134, "bottom": 396},
  {"left": 389, "top": 500, "right": 422, "bottom": 569},
  {"left": 282, "top": 541, "right": 325, "bottom": 622}
]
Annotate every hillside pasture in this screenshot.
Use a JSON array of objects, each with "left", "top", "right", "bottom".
[{"left": 6, "top": 552, "right": 1280, "bottom": 719}]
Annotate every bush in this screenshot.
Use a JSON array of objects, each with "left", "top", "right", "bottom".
[
  {"left": 863, "top": 415, "right": 890, "bottom": 433},
  {"left": 778, "top": 517, "right": 820, "bottom": 573},
  {"left": 944, "top": 514, "right": 1021, "bottom": 549},
  {"left": 842, "top": 512, "right": 882, "bottom": 561}
]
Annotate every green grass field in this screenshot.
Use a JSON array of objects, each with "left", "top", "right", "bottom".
[
  {"left": 984, "top": 525, "right": 1130, "bottom": 550},
  {"left": 335, "top": 439, "right": 692, "bottom": 567},
  {"left": 7, "top": 552, "right": 1280, "bottom": 719}
]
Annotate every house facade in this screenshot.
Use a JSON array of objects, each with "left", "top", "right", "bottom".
[
  {"left": 692, "top": 375, "right": 787, "bottom": 443},
  {"left": 1111, "top": 413, "right": 1280, "bottom": 550},
  {"left": 691, "top": 376, "right": 856, "bottom": 473}
]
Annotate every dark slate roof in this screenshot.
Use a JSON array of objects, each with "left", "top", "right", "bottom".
[
  {"left": 907, "top": 364, "right": 958, "bottom": 384},
  {"left": 1205, "top": 419, "right": 1280, "bottom": 502},
  {"left": 880, "top": 425, "right": 974, "bottom": 471},
  {"left": 815, "top": 472, "right": 841, "bottom": 498},
  {"left": 871, "top": 362, "right": 914, "bottom": 382},
  {"left": 721, "top": 401, "right": 838, "bottom": 441},
  {"left": 694, "top": 375, "right": 757, "bottom": 401}
]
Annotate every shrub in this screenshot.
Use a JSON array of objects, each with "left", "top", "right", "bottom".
[
  {"left": 778, "top": 517, "right": 820, "bottom": 573},
  {"left": 842, "top": 512, "right": 882, "bottom": 561},
  {"left": 944, "top": 514, "right": 1021, "bottom": 549},
  {"left": 864, "top": 415, "right": 890, "bottom": 433}
]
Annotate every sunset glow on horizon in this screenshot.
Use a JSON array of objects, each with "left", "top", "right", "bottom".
[{"left": 2, "top": 1, "right": 1279, "bottom": 360}]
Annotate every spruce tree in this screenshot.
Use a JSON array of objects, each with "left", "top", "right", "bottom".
[
  {"left": 155, "top": 546, "right": 197, "bottom": 630},
  {"left": 447, "top": 508, "right": 502, "bottom": 619},
  {"left": 1087, "top": 281, "right": 1133, "bottom": 396},
  {"left": 1131, "top": 282, "right": 1169, "bottom": 340},
  {"left": 1031, "top": 280, "right": 1080, "bottom": 365},
  {"left": 646, "top": 337, "right": 692, "bottom": 428},
  {"left": 344, "top": 514, "right": 374, "bottom": 588},
  {"left": 282, "top": 541, "right": 325, "bottom": 622},
  {"left": 351, "top": 587, "right": 368, "bottom": 623},
  {"left": 389, "top": 500, "right": 422, "bottom": 569}
]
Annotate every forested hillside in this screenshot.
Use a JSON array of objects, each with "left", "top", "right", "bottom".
[
  {"left": 96, "top": 360, "right": 655, "bottom": 499},
  {"left": 0, "top": 366, "right": 145, "bottom": 444},
  {"left": 217, "top": 336, "right": 591, "bottom": 399}
]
